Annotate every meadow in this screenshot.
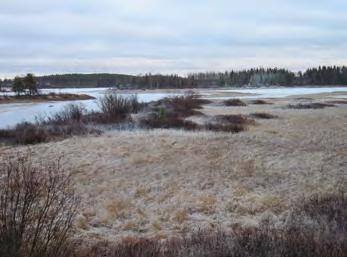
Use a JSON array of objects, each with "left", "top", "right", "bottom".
[{"left": 0, "top": 90, "right": 346, "bottom": 256}]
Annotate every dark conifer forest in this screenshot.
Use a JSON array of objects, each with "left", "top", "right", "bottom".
[{"left": 1, "top": 66, "right": 346, "bottom": 89}]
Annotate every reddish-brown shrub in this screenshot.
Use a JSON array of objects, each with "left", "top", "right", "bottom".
[
  {"left": 250, "top": 112, "right": 278, "bottom": 119},
  {"left": 287, "top": 102, "right": 335, "bottom": 109},
  {"left": 140, "top": 112, "right": 199, "bottom": 130},
  {"left": 224, "top": 99, "right": 247, "bottom": 106},
  {"left": 98, "top": 94, "right": 141, "bottom": 123},
  {"left": 165, "top": 94, "right": 210, "bottom": 117},
  {"left": 326, "top": 100, "right": 347, "bottom": 105},
  {"left": 251, "top": 99, "right": 273, "bottom": 105},
  {"left": 216, "top": 114, "right": 256, "bottom": 125}
]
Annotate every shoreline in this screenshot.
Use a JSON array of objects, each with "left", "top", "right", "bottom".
[{"left": 0, "top": 93, "right": 95, "bottom": 104}]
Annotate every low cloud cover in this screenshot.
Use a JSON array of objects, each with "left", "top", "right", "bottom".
[{"left": 1, "top": 0, "right": 347, "bottom": 77}]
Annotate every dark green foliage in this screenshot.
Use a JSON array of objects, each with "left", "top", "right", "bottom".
[
  {"left": 23, "top": 73, "right": 38, "bottom": 95},
  {"left": 12, "top": 76, "right": 25, "bottom": 95},
  {"left": 189, "top": 68, "right": 296, "bottom": 87},
  {"left": 11, "top": 74, "right": 38, "bottom": 96},
  {"left": 36, "top": 73, "right": 197, "bottom": 89},
  {"left": 301, "top": 66, "right": 347, "bottom": 85}
]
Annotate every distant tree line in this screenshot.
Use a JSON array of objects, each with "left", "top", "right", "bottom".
[
  {"left": 297, "top": 66, "right": 347, "bottom": 86},
  {"left": 188, "top": 68, "right": 296, "bottom": 87},
  {"left": 1, "top": 66, "right": 346, "bottom": 89},
  {"left": 34, "top": 73, "right": 197, "bottom": 89}
]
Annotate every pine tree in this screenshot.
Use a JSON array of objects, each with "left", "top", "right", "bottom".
[
  {"left": 23, "top": 73, "right": 38, "bottom": 95},
  {"left": 12, "top": 76, "right": 25, "bottom": 96}
]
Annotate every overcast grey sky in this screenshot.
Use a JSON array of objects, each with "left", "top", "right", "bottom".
[{"left": 1, "top": 0, "right": 347, "bottom": 78}]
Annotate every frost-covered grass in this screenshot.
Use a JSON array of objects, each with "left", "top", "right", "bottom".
[
  {"left": 0, "top": 93, "right": 346, "bottom": 245},
  {"left": 74, "top": 193, "right": 347, "bottom": 257}
]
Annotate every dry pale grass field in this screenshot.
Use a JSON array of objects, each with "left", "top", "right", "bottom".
[{"left": 0, "top": 92, "right": 346, "bottom": 242}]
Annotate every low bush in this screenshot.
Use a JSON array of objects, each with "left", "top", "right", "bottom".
[
  {"left": 140, "top": 112, "right": 198, "bottom": 130},
  {"left": 98, "top": 94, "right": 141, "bottom": 123},
  {"left": 13, "top": 122, "right": 48, "bottom": 144},
  {"left": 165, "top": 94, "right": 210, "bottom": 117},
  {"left": 287, "top": 102, "right": 336, "bottom": 109},
  {"left": 250, "top": 112, "right": 278, "bottom": 119},
  {"left": 0, "top": 154, "right": 79, "bottom": 257},
  {"left": 223, "top": 98, "right": 247, "bottom": 106},
  {"left": 251, "top": 99, "right": 272, "bottom": 105},
  {"left": 139, "top": 94, "right": 209, "bottom": 130},
  {"left": 47, "top": 104, "right": 86, "bottom": 124},
  {"left": 216, "top": 114, "right": 256, "bottom": 126}
]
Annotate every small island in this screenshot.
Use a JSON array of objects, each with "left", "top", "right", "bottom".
[
  {"left": 0, "top": 73, "right": 95, "bottom": 104},
  {"left": 0, "top": 93, "right": 95, "bottom": 104}
]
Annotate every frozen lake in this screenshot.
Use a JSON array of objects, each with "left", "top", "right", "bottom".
[
  {"left": 0, "top": 87, "right": 346, "bottom": 128},
  {"left": 205, "top": 87, "right": 347, "bottom": 99}
]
